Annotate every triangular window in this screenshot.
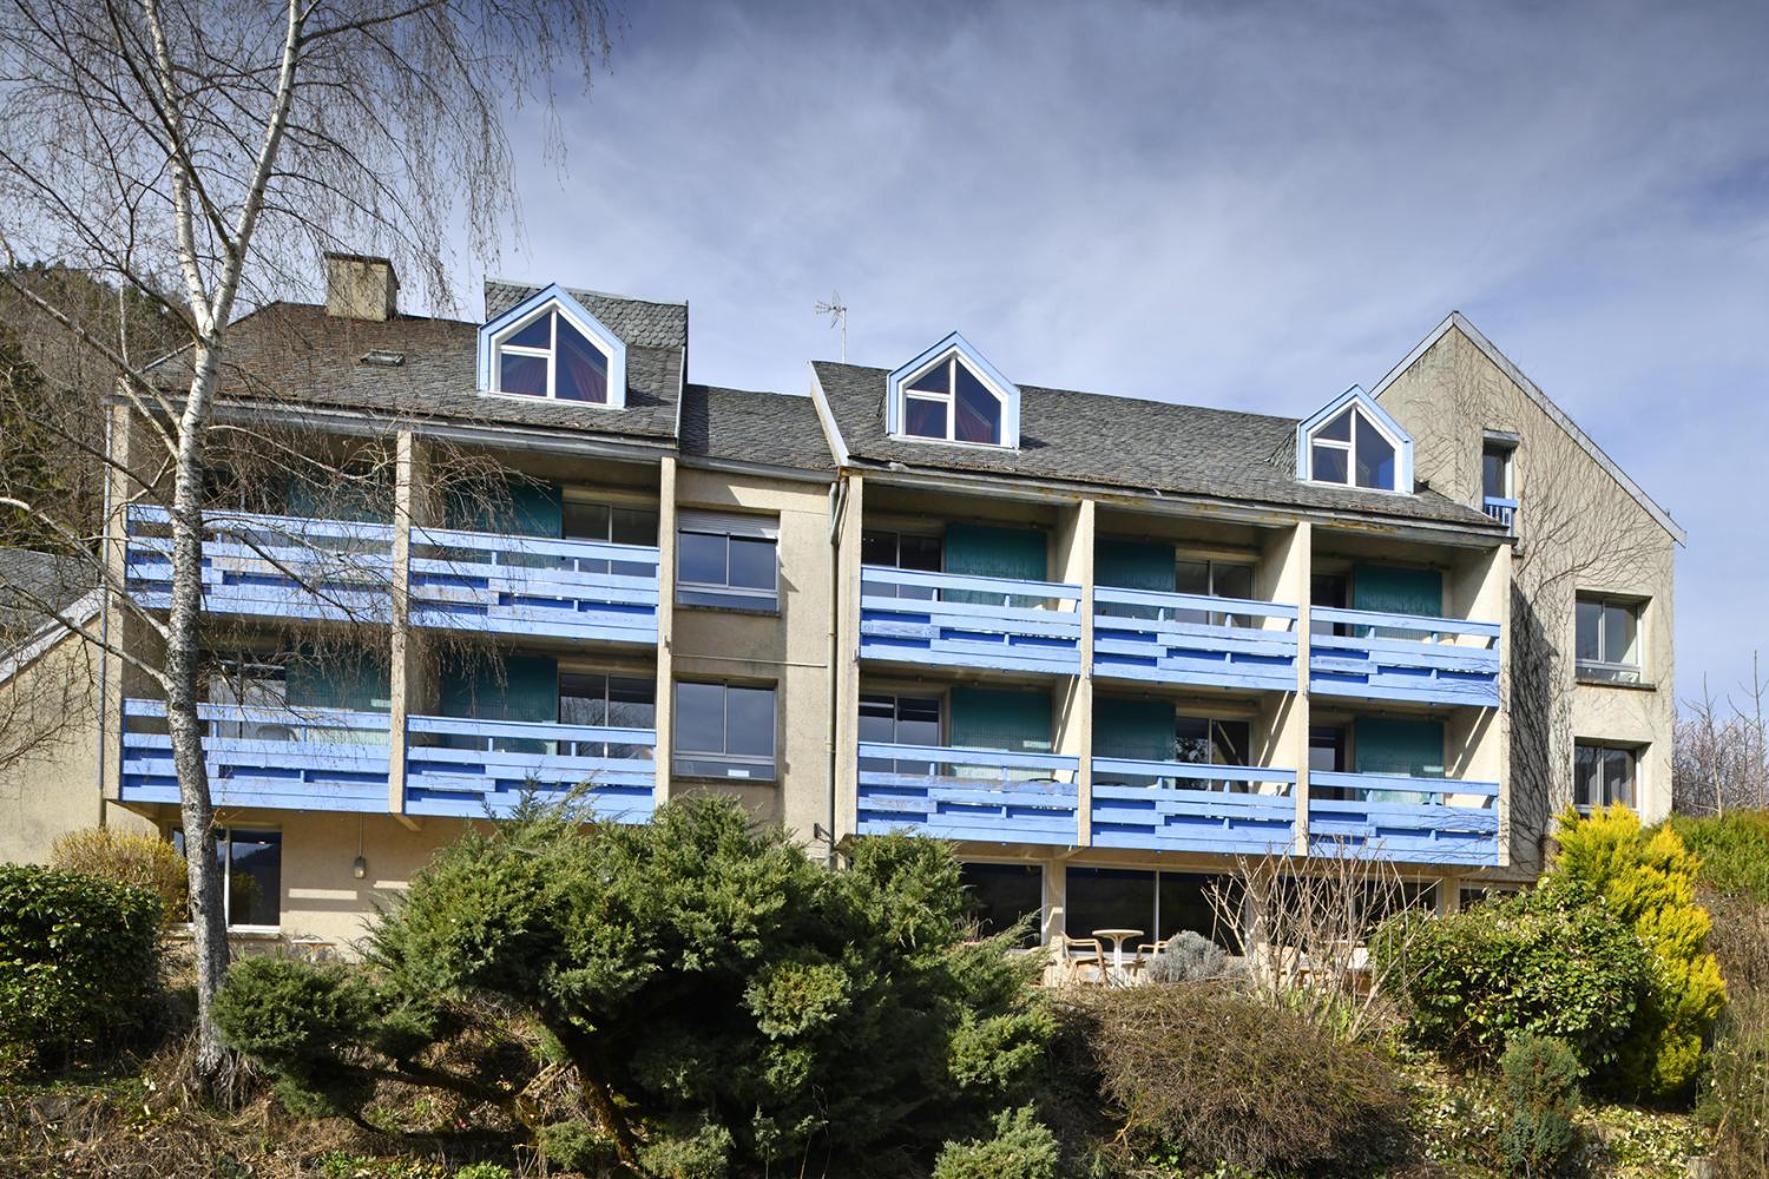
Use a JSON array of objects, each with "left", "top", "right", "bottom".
[
  {"left": 901, "top": 355, "right": 1006, "bottom": 445},
  {"left": 490, "top": 303, "right": 611, "bottom": 404},
  {"left": 1298, "top": 388, "right": 1410, "bottom": 492}
]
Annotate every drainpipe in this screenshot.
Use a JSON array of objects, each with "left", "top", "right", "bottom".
[
  {"left": 95, "top": 409, "right": 115, "bottom": 828},
  {"left": 824, "top": 476, "right": 848, "bottom": 869}
]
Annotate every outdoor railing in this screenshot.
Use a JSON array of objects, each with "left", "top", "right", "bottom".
[
  {"left": 404, "top": 715, "right": 656, "bottom": 821},
  {"left": 1308, "top": 607, "right": 1500, "bottom": 707},
  {"left": 858, "top": 566, "right": 1083, "bottom": 676},
  {"left": 1482, "top": 496, "right": 1517, "bottom": 534},
  {"left": 1092, "top": 587, "right": 1299, "bottom": 692},
  {"left": 1307, "top": 770, "right": 1499, "bottom": 866},
  {"left": 1090, "top": 758, "right": 1297, "bottom": 854},
  {"left": 856, "top": 741, "right": 1080, "bottom": 844}
]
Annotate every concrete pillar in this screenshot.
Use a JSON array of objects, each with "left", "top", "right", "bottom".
[
  {"left": 829, "top": 474, "right": 865, "bottom": 842},
  {"left": 1042, "top": 857, "right": 1067, "bottom": 948},
  {"left": 1257, "top": 521, "right": 1312, "bottom": 856},
  {"left": 386, "top": 429, "right": 430, "bottom": 816},
  {"left": 654, "top": 456, "right": 678, "bottom": 808},
  {"left": 1053, "top": 499, "right": 1095, "bottom": 845}
]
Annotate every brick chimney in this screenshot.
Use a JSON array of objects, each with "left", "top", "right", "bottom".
[{"left": 323, "top": 252, "right": 399, "bottom": 321}]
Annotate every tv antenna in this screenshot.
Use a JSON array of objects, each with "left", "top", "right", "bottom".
[{"left": 814, "top": 291, "right": 847, "bottom": 362}]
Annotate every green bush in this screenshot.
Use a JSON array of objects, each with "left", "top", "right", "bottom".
[
  {"left": 50, "top": 828, "right": 187, "bottom": 927},
  {"left": 931, "top": 1106, "right": 1059, "bottom": 1179},
  {"left": 1547, "top": 806, "right": 1726, "bottom": 1098},
  {"left": 636, "top": 1121, "right": 733, "bottom": 1179},
  {"left": 1698, "top": 989, "right": 1769, "bottom": 1177},
  {"left": 536, "top": 1120, "right": 618, "bottom": 1172},
  {"left": 1374, "top": 885, "right": 1651, "bottom": 1071},
  {"left": 1082, "top": 983, "right": 1411, "bottom": 1174},
  {"left": 1667, "top": 810, "right": 1769, "bottom": 902},
  {"left": 1144, "top": 930, "right": 1230, "bottom": 985},
  {"left": 0, "top": 862, "right": 162, "bottom": 1067},
  {"left": 1497, "top": 1034, "right": 1581, "bottom": 1177},
  {"left": 217, "top": 796, "right": 1051, "bottom": 1176}
]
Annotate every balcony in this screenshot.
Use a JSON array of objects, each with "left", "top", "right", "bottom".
[
  {"left": 403, "top": 715, "right": 656, "bottom": 821},
  {"left": 1308, "top": 771, "right": 1499, "bottom": 866},
  {"left": 858, "top": 567, "right": 1082, "bottom": 676},
  {"left": 1309, "top": 608, "right": 1500, "bottom": 707},
  {"left": 408, "top": 527, "right": 660, "bottom": 645},
  {"left": 856, "top": 742, "right": 1080, "bottom": 845},
  {"left": 1092, "top": 588, "right": 1299, "bottom": 692},
  {"left": 1090, "top": 758, "right": 1297, "bottom": 854},
  {"left": 1483, "top": 496, "right": 1517, "bottom": 534},
  {"left": 125, "top": 505, "right": 393, "bottom": 623},
  {"left": 118, "top": 699, "right": 391, "bottom": 813}
]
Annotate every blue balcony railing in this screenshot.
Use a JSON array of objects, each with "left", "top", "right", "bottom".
[
  {"left": 1090, "top": 758, "right": 1297, "bottom": 854},
  {"left": 1309, "top": 607, "right": 1500, "bottom": 707},
  {"left": 858, "top": 567, "right": 1082, "bottom": 676},
  {"left": 403, "top": 715, "right": 656, "bottom": 821},
  {"left": 1093, "top": 588, "right": 1299, "bottom": 692},
  {"left": 1308, "top": 771, "right": 1499, "bottom": 866},
  {"left": 126, "top": 505, "right": 393, "bottom": 623},
  {"left": 856, "top": 741, "right": 1080, "bottom": 845},
  {"left": 1483, "top": 496, "right": 1517, "bottom": 534},
  {"left": 409, "top": 527, "right": 659, "bottom": 645},
  {"left": 119, "top": 698, "right": 391, "bottom": 813}
]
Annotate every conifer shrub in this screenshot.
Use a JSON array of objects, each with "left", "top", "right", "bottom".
[
  {"left": 931, "top": 1106, "right": 1060, "bottom": 1179},
  {"left": 0, "top": 863, "right": 163, "bottom": 1068},
  {"left": 1497, "top": 1034, "right": 1582, "bottom": 1177},
  {"left": 1667, "top": 810, "right": 1769, "bottom": 902},
  {"left": 50, "top": 828, "right": 187, "bottom": 927},
  {"left": 1545, "top": 805, "right": 1726, "bottom": 1099},
  {"left": 1373, "top": 885, "right": 1650, "bottom": 1071},
  {"left": 215, "top": 796, "right": 1051, "bottom": 1176},
  {"left": 1080, "top": 983, "right": 1411, "bottom": 1174}
]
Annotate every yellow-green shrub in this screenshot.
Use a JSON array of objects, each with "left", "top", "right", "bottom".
[
  {"left": 1546, "top": 805, "right": 1725, "bottom": 1099},
  {"left": 51, "top": 828, "right": 186, "bottom": 927}
]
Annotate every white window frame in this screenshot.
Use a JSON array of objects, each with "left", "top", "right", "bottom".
[
  {"left": 675, "top": 510, "right": 780, "bottom": 611},
  {"left": 171, "top": 826, "right": 283, "bottom": 934},
  {"left": 673, "top": 680, "right": 777, "bottom": 781},
  {"left": 1573, "top": 742, "right": 1638, "bottom": 812},
  {"left": 489, "top": 302, "right": 612, "bottom": 403},
  {"left": 898, "top": 352, "right": 1009, "bottom": 447},
  {"left": 1482, "top": 439, "right": 1515, "bottom": 500},
  {"left": 1575, "top": 595, "right": 1644, "bottom": 684},
  {"left": 1306, "top": 405, "right": 1405, "bottom": 492}
]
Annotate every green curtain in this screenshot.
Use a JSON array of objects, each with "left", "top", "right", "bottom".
[
  {"left": 1095, "top": 538, "right": 1176, "bottom": 591},
  {"left": 1092, "top": 698, "right": 1174, "bottom": 761},
  {"left": 949, "top": 686, "right": 1052, "bottom": 754},
  {"left": 1354, "top": 717, "right": 1444, "bottom": 801},
  {"left": 1351, "top": 564, "right": 1442, "bottom": 617},
  {"left": 444, "top": 480, "right": 563, "bottom": 538}
]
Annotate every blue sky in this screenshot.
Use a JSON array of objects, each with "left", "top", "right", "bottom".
[{"left": 451, "top": 0, "right": 1769, "bottom": 706}]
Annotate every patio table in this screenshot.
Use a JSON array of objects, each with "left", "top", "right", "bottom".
[{"left": 1092, "top": 928, "right": 1144, "bottom": 973}]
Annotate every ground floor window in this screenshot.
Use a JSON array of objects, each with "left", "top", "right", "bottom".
[
  {"left": 171, "top": 827, "right": 282, "bottom": 930},
  {"left": 961, "top": 862, "right": 1042, "bottom": 947},
  {"left": 1574, "top": 742, "right": 1637, "bottom": 811},
  {"left": 1064, "top": 868, "right": 1229, "bottom": 948}
]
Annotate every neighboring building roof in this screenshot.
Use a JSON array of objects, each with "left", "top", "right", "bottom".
[
  {"left": 0, "top": 548, "right": 97, "bottom": 634},
  {"left": 811, "top": 361, "right": 1503, "bottom": 531},
  {"left": 678, "top": 386, "right": 834, "bottom": 473},
  {"left": 1372, "top": 312, "right": 1687, "bottom": 545},
  {"left": 145, "top": 301, "right": 684, "bottom": 444}
]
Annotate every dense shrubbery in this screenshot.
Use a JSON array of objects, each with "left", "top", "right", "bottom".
[
  {"left": 1668, "top": 810, "right": 1769, "bottom": 902},
  {"left": 1374, "top": 885, "right": 1651, "bottom": 1070},
  {"left": 1497, "top": 1034, "right": 1582, "bottom": 1177},
  {"left": 0, "top": 863, "right": 163, "bottom": 1069},
  {"left": 930, "top": 1106, "right": 1059, "bottom": 1179},
  {"left": 215, "top": 796, "right": 1052, "bottom": 1177},
  {"left": 1076, "top": 983, "right": 1411, "bottom": 1175},
  {"left": 1143, "top": 930, "right": 1230, "bottom": 985},
  {"left": 1549, "top": 806, "right": 1725, "bottom": 1098},
  {"left": 50, "top": 828, "right": 187, "bottom": 927}
]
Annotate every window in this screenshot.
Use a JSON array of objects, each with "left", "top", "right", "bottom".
[
  {"left": 674, "top": 681, "right": 776, "bottom": 780},
  {"left": 1310, "top": 725, "right": 1350, "bottom": 800},
  {"left": 558, "top": 671, "right": 655, "bottom": 760},
  {"left": 1482, "top": 442, "right": 1513, "bottom": 500},
  {"left": 490, "top": 303, "right": 612, "bottom": 403},
  {"left": 962, "top": 862, "right": 1043, "bottom": 947},
  {"left": 1574, "top": 743, "right": 1637, "bottom": 811},
  {"left": 860, "top": 692, "right": 943, "bottom": 776},
  {"left": 899, "top": 353, "right": 1007, "bottom": 445},
  {"left": 1297, "top": 389, "right": 1411, "bottom": 492},
  {"left": 1576, "top": 596, "right": 1642, "bottom": 683},
  {"left": 564, "top": 500, "right": 659, "bottom": 576},
  {"left": 1174, "top": 559, "right": 1257, "bottom": 626},
  {"left": 860, "top": 528, "right": 943, "bottom": 600},
  {"left": 171, "top": 828, "right": 282, "bottom": 930},
  {"left": 1065, "top": 868, "right": 1232, "bottom": 948},
  {"left": 676, "top": 511, "right": 778, "bottom": 610}
]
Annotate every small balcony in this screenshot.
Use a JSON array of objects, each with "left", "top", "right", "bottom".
[
  {"left": 403, "top": 715, "right": 656, "bottom": 822},
  {"left": 1090, "top": 758, "right": 1297, "bottom": 854},
  {"left": 855, "top": 741, "right": 1080, "bottom": 845},
  {"left": 408, "top": 526, "right": 660, "bottom": 645},
  {"left": 118, "top": 698, "right": 391, "bottom": 813},
  {"left": 858, "top": 567, "right": 1083, "bottom": 676},
  {"left": 1092, "top": 588, "right": 1299, "bottom": 692},
  {"left": 125, "top": 505, "right": 393, "bottom": 623},
  {"left": 1483, "top": 496, "right": 1517, "bottom": 534},
  {"left": 1307, "top": 771, "right": 1499, "bottom": 866},
  {"left": 1309, "top": 608, "right": 1500, "bottom": 707}
]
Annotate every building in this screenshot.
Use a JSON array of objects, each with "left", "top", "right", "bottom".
[{"left": 0, "top": 255, "right": 1681, "bottom": 953}]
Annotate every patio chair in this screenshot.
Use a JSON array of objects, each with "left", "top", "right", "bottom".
[{"left": 1062, "top": 934, "right": 1108, "bottom": 985}]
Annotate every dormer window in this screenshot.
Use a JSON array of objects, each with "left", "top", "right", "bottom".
[
  {"left": 887, "top": 332, "right": 1020, "bottom": 449},
  {"left": 476, "top": 284, "right": 627, "bottom": 409},
  {"left": 1296, "top": 386, "right": 1412, "bottom": 493}
]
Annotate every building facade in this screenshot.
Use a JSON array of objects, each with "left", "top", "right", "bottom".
[{"left": 0, "top": 258, "right": 1681, "bottom": 953}]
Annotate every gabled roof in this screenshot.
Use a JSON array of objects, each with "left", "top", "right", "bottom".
[
  {"left": 0, "top": 548, "right": 102, "bottom": 684},
  {"left": 484, "top": 280, "right": 687, "bottom": 350},
  {"left": 678, "top": 386, "right": 833, "bottom": 474},
  {"left": 812, "top": 360, "right": 1503, "bottom": 531},
  {"left": 1372, "top": 312, "right": 1686, "bottom": 545},
  {"left": 1295, "top": 384, "right": 1414, "bottom": 492},
  {"left": 477, "top": 283, "right": 629, "bottom": 407}
]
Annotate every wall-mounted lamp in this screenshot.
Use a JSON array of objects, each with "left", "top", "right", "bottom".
[{"left": 352, "top": 817, "right": 367, "bottom": 880}]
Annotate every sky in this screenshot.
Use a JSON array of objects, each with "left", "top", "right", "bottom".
[{"left": 447, "top": 0, "right": 1769, "bottom": 708}]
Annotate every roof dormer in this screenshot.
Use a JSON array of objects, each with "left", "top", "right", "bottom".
[
  {"left": 1296, "top": 385, "right": 1412, "bottom": 493},
  {"left": 886, "top": 332, "right": 1019, "bottom": 449},
  {"left": 476, "top": 283, "right": 627, "bottom": 408}
]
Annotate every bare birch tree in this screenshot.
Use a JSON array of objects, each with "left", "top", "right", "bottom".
[{"left": 0, "top": 0, "right": 612, "bottom": 1093}]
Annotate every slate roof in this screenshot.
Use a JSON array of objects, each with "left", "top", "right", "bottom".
[
  {"left": 483, "top": 281, "right": 688, "bottom": 350},
  {"left": 146, "top": 300, "right": 683, "bottom": 444},
  {"left": 0, "top": 547, "right": 98, "bottom": 636},
  {"left": 812, "top": 361, "right": 1503, "bottom": 531},
  {"left": 678, "top": 386, "right": 833, "bottom": 472}
]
